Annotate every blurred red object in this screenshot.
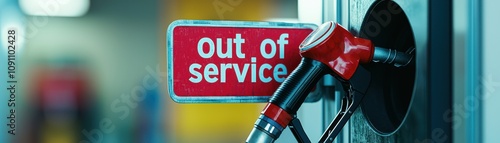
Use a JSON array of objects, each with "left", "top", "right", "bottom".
[{"left": 21, "top": 59, "right": 98, "bottom": 143}]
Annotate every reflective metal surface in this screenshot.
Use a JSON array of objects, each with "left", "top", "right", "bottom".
[
  {"left": 246, "top": 127, "right": 276, "bottom": 143},
  {"left": 372, "top": 47, "right": 413, "bottom": 67}
]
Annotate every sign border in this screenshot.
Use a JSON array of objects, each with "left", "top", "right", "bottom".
[{"left": 167, "top": 20, "right": 317, "bottom": 103}]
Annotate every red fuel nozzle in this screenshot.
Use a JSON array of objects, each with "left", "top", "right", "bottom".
[
  {"left": 300, "top": 22, "right": 374, "bottom": 80},
  {"left": 246, "top": 21, "right": 413, "bottom": 143}
]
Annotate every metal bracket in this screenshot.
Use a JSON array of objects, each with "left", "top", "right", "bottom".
[
  {"left": 289, "top": 117, "right": 311, "bottom": 143},
  {"left": 317, "top": 66, "right": 371, "bottom": 143},
  {"left": 286, "top": 66, "right": 371, "bottom": 143}
]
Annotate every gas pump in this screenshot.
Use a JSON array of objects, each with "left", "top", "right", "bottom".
[
  {"left": 168, "top": 0, "right": 454, "bottom": 142},
  {"left": 246, "top": 21, "right": 413, "bottom": 143},
  {"left": 247, "top": 0, "right": 454, "bottom": 142}
]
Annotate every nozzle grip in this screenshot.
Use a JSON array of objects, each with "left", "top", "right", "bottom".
[{"left": 269, "top": 58, "right": 329, "bottom": 115}]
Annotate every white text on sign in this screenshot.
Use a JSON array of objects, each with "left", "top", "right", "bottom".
[{"left": 189, "top": 33, "right": 290, "bottom": 83}]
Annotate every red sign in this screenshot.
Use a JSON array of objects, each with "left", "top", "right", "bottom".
[{"left": 167, "top": 20, "right": 316, "bottom": 103}]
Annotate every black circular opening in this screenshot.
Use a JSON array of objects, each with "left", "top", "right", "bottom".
[{"left": 358, "top": 0, "right": 416, "bottom": 135}]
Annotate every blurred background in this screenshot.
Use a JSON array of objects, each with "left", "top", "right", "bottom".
[
  {"left": 0, "top": 0, "right": 300, "bottom": 143},
  {"left": 0, "top": 0, "right": 499, "bottom": 143}
]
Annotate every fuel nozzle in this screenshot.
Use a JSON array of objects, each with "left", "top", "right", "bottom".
[{"left": 246, "top": 21, "right": 413, "bottom": 143}]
